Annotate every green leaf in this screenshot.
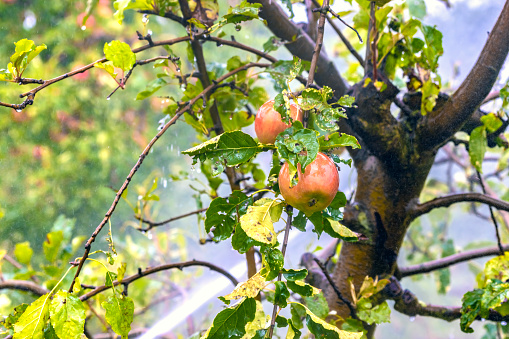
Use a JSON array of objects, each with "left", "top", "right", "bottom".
[
  {"left": 469, "top": 126, "right": 487, "bottom": 173},
  {"left": 274, "top": 281, "right": 291, "bottom": 308},
  {"left": 43, "top": 231, "right": 64, "bottom": 262},
  {"left": 93, "top": 62, "right": 118, "bottom": 80},
  {"left": 287, "top": 280, "right": 317, "bottom": 297},
  {"left": 323, "top": 218, "right": 360, "bottom": 241},
  {"left": 49, "top": 291, "right": 86, "bottom": 339},
  {"left": 484, "top": 252, "right": 509, "bottom": 282},
  {"left": 183, "top": 131, "right": 263, "bottom": 176},
  {"left": 275, "top": 123, "right": 319, "bottom": 174},
  {"left": 408, "top": 0, "right": 427, "bottom": 19},
  {"left": 105, "top": 271, "right": 118, "bottom": 287},
  {"left": 104, "top": 40, "right": 136, "bottom": 72},
  {"left": 102, "top": 294, "right": 134, "bottom": 339},
  {"left": 400, "top": 18, "right": 421, "bottom": 37},
  {"left": 356, "top": 299, "right": 391, "bottom": 325},
  {"left": 136, "top": 78, "right": 168, "bottom": 100},
  {"left": 14, "top": 241, "right": 33, "bottom": 265},
  {"left": 322, "top": 192, "right": 347, "bottom": 222},
  {"left": 461, "top": 288, "right": 484, "bottom": 333},
  {"left": 298, "top": 302, "right": 362, "bottom": 339},
  {"left": 421, "top": 25, "right": 443, "bottom": 71},
  {"left": 420, "top": 78, "right": 440, "bottom": 114},
  {"left": 303, "top": 292, "right": 329, "bottom": 319},
  {"left": 286, "top": 318, "right": 302, "bottom": 339},
  {"left": 221, "top": 1, "right": 262, "bottom": 24},
  {"left": 201, "top": 298, "right": 256, "bottom": 339},
  {"left": 205, "top": 191, "right": 252, "bottom": 241},
  {"left": 481, "top": 113, "right": 503, "bottom": 133},
  {"left": 292, "top": 211, "right": 308, "bottom": 232},
  {"left": 13, "top": 293, "right": 51, "bottom": 339},
  {"left": 299, "top": 87, "right": 348, "bottom": 131},
  {"left": 239, "top": 201, "right": 278, "bottom": 246},
  {"left": 1, "top": 303, "right": 28, "bottom": 332},
  {"left": 243, "top": 301, "right": 267, "bottom": 338},
  {"left": 319, "top": 132, "right": 361, "bottom": 151},
  {"left": 283, "top": 269, "right": 308, "bottom": 281},
  {"left": 232, "top": 225, "right": 264, "bottom": 254},
  {"left": 113, "top": 0, "right": 153, "bottom": 24},
  {"left": 261, "top": 247, "right": 284, "bottom": 281}
]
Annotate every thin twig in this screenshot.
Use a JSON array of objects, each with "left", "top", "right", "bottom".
[
  {"left": 68, "top": 62, "right": 271, "bottom": 292},
  {"left": 411, "top": 192, "right": 509, "bottom": 219},
  {"left": 80, "top": 260, "right": 239, "bottom": 302},
  {"left": 267, "top": 206, "right": 293, "bottom": 338},
  {"left": 304, "top": 0, "right": 329, "bottom": 128},
  {"left": 136, "top": 207, "right": 208, "bottom": 231},
  {"left": 399, "top": 244, "right": 509, "bottom": 277},
  {"left": 313, "top": 258, "right": 357, "bottom": 319},
  {"left": 476, "top": 171, "right": 504, "bottom": 255}
]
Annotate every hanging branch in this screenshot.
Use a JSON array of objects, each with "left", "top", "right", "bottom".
[
  {"left": 267, "top": 206, "right": 293, "bottom": 338},
  {"left": 135, "top": 207, "right": 208, "bottom": 231},
  {"left": 0, "top": 280, "right": 49, "bottom": 296},
  {"left": 476, "top": 171, "right": 504, "bottom": 255},
  {"left": 77, "top": 260, "right": 239, "bottom": 302},
  {"left": 1, "top": 35, "right": 283, "bottom": 109},
  {"left": 313, "top": 258, "right": 357, "bottom": 319},
  {"left": 411, "top": 192, "right": 509, "bottom": 219},
  {"left": 67, "top": 62, "right": 271, "bottom": 292},
  {"left": 398, "top": 244, "right": 509, "bottom": 278}
]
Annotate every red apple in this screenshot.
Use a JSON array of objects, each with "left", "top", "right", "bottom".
[
  {"left": 279, "top": 152, "right": 339, "bottom": 216},
  {"left": 255, "top": 99, "right": 303, "bottom": 144}
]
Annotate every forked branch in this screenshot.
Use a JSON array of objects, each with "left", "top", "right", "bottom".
[{"left": 420, "top": 0, "right": 509, "bottom": 149}]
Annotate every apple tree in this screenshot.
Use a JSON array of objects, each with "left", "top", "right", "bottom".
[{"left": 1, "top": 0, "right": 509, "bottom": 338}]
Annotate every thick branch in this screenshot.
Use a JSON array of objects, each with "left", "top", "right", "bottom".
[
  {"left": 411, "top": 192, "right": 509, "bottom": 219},
  {"left": 420, "top": 0, "right": 509, "bottom": 149},
  {"left": 0, "top": 280, "right": 49, "bottom": 296},
  {"left": 80, "top": 260, "right": 239, "bottom": 302},
  {"left": 399, "top": 244, "right": 509, "bottom": 278}
]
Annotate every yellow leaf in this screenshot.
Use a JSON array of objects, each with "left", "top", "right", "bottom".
[
  {"left": 240, "top": 203, "right": 277, "bottom": 246},
  {"left": 222, "top": 273, "right": 266, "bottom": 301}
]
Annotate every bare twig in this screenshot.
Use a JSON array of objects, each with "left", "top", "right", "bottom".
[
  {"left": 313, "top": 258, "right": 357, "bottom": 319},
  {"left": 306, "top": 0, "right": 329, "bottom": 88},
  {"left": 135, "top": 207, "right": 208, "bottom": 231},
  {"left": 411, "top": 192, "right": 509, "bottom": 219},
  {"left": 80, "top": 260, "right": 239, "bottom": 302},
  {"left": 0, "top": 280, "right": 49, "bottom": 296},
  {"left": 476, "top": 171, "right": 504, "bottom": 254},
  {"left": 399, "top": 244, "right": 509, "bottom": 277},
  {"left": 267, "top": 206, "right": 293, "bottom": 338},
  {"left": 68, "top": 62, "right": 270, "bottom": 292}
]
